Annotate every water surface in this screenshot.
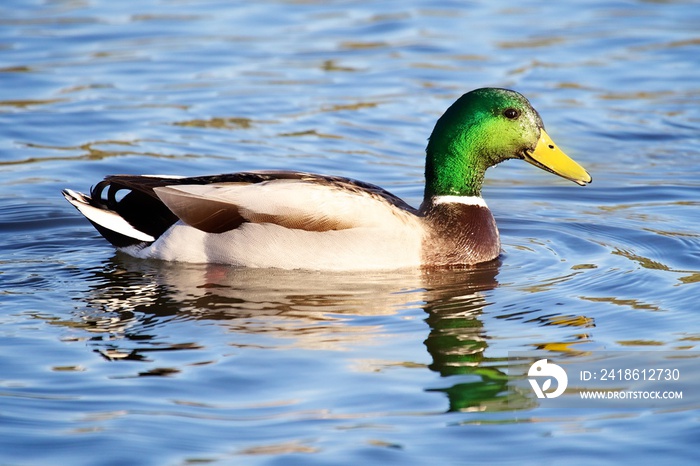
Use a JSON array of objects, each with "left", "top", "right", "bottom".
[{"left": 1, "top": 1, "right": 699, "bottom": 464}]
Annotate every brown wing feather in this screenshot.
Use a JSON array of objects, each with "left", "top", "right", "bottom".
[
  {"left": 152, "top": 186, "right": 247, "bottom": 233},
  {"left": 153, "top": 181, "right": 396, "bottom": 233},
  {"left": 89, "top": 170, "right": 418, "bottom": 236}
]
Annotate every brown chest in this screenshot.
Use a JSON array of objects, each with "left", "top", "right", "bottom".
[{"left": 421, "top": 203, "right": 501, "bottom": 267}]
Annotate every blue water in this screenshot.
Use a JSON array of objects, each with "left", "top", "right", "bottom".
[{"left": 1, "top": 0, "right": 699, "bottom": 464}]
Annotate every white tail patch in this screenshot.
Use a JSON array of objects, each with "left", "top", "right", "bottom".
[{"left": 63, "top": 189, "right": 155, "bottom": 242}]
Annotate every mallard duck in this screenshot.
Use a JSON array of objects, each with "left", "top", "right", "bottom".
[{"left": 63, "top": 88, "right": 591, "bottom": 270}]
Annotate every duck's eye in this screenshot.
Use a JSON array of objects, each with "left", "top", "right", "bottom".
[{"left": 503, "top": 108, "right": 520, "bottom": 120}]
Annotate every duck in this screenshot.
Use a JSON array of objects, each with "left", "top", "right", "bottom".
[{"left": 63, "top": 88, "right": 591, "bottom": 271}]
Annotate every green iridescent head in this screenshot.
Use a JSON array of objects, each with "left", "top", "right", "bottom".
[{"left": 424, "top": 88, "right": 591, "bottom": 199}]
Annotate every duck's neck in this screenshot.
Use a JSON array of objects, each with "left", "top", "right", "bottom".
[
  {"left": 422, "top": 101, "right": 492, "bottom": 202},
  {"left": 423, "top": 130, "right": 491, "bottom": 207}
]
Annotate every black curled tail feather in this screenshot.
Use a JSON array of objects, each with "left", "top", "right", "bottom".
[
  {"left": 70, "top": 174, "right": 213, "bottom": 249},
  {"left": 87, "top": 177, "right": 181, "bottom": 243}
]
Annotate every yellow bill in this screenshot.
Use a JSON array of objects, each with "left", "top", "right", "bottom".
[{"left": 523, "top": 129, "right": 592, "bottom": 186}]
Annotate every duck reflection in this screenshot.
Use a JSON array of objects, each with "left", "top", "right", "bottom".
[
  {"left": 73, "top": 255, "right": 531, "bottom": 411},
  {"left": 419, "top": 265, "right": 522, "bottom": 412}
]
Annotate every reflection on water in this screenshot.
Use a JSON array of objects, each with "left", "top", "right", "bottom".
[
  {"left": 58, "top": 255, "right": 601, "bottom": 412},
  {"left": 74, "top": 257, "right": 498, "bottom": 356}
]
